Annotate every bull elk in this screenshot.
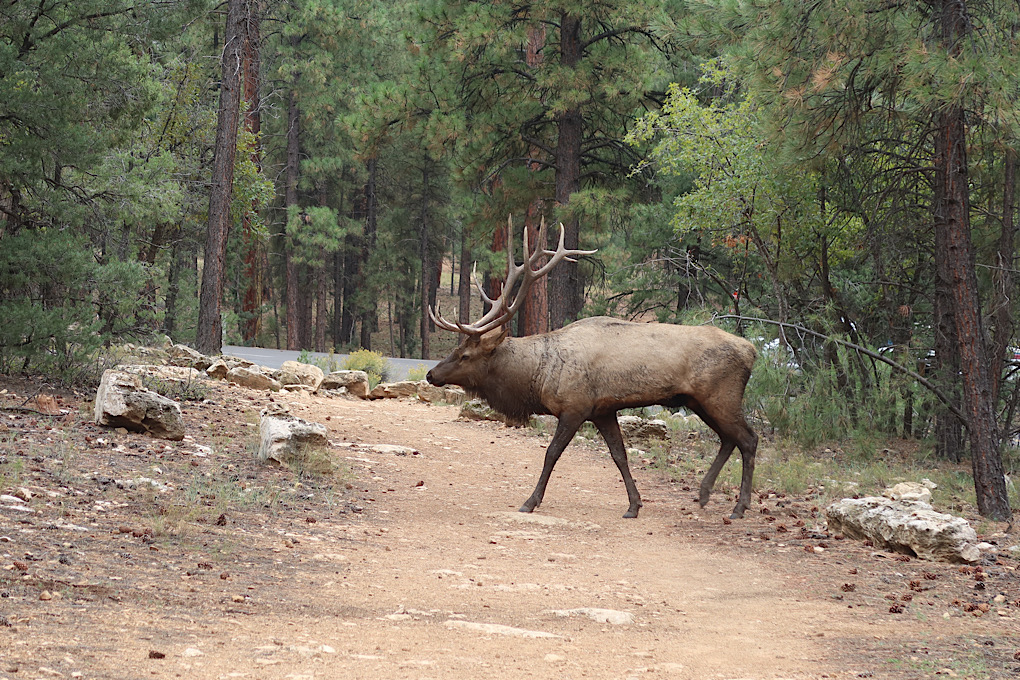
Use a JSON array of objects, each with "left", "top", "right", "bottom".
[{"left": 427, "top": 217, "right": 758, "bottom": 519}]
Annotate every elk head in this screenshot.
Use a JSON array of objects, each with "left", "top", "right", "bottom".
[{"left": 425, "top": 215, "right": 595, "bottom": 388}]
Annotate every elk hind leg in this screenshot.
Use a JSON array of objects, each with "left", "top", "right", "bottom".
[
  {"left": 688, "top": 402, "right": 756, "bottom": 518},
  {"left": 593, "top": 414, "right": 642, "bottom": 518},
  {"left": 698, "top": 423, "right": 757, "bottom": 518},
  {"left": 520, "top": 413, "right": 584, "bottom": 513},
  {"left": 731, "top": 427, "right": 758, "bottom": 518}
]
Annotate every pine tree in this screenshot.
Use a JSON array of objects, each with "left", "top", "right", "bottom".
[
  {"left": 694, "top": 0, "right": 1018, "bottom": 518},
  {"left": 196, "top": 0, "right": 249, "bottom": 355},
  {"left": 419, "top": 0, "right": 683, "bottom": 329}
]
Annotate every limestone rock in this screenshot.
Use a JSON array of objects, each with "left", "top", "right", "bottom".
[
  {"left": 444, "top": 620, "right": 562, "bottom": 639},
  {"left": 618, "top": 415, "right": 668, "bottom": 442},
  {"left": 883, "top": 482, "right": 933, "bottom": 504},
  {"left": 548, "top": 608, "right": 634, "bottom": 625},
  {"left": 825, "top": 496, "right": 982, "bottom": 563},
  {"left": 366, "top": 444, "right": 418, "bottom": 456},
  {"left": 167, "top": 344, "right": 213, "bottom": 371},
  {"left": 275, "top": 360, "right": 324, "bottom": 391},
  {"left": 319, "top": 370, "right": 370, "bottom": 398},
  {"left": 257, "top": 415, "right": 329, "bottom": 466},
  {"left": 416, "top": 383, "right": 467, "bottom": 405},
  {"left": 458, "top": 399, "right": 504, "bottom": 423},
  {"left": 368, "top": 380, "right": 422, "bottom": 399},
  {"left": 206, "top": 359, "right": 230, "bottom": 379},
  {"left": 206, "top": 356, "right": 254, "bottom": 379},
  {"left": 226, "top": 366, "right": 281, "bottom": 392},
  {"left": 119, "top": 364, "right": 205, "bottom": 385},
  {"left": 530, "top": 414, "right": 558, "bottom": 431},
  {"left": 94, "top": 370, "right": 185, "bottom": 441}
]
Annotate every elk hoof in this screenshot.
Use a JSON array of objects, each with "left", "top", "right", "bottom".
[
  {"left": 730, "top": 508, "right": 746, "bottom": 519},
  {"left": 623, "top": 500, "right": 642, "bottom": 518},
  {"left": 518, "top": 502, "right": 536, "bottom": 513}
]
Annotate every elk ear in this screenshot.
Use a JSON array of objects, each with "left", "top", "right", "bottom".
[{"left": 479, "top": 326, "right": 509, "bottom": 352}]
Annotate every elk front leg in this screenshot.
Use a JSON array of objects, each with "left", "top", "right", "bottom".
[
  {"left": 520, "top": 413, "right": 584, "bottom": 513},
  {"left": 593, "top": 414, "right": 642, "bottom": 518}
]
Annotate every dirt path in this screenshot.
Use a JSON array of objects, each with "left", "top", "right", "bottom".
[{"left": 2, "top": 383, "right": 1017, "bottom": 679}]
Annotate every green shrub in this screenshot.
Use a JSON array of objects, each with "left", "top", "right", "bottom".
[
  {"left": 0, "top": 229, "right": 155, "bottom": 379},
  {"left": 405, "top": 363, "right": 429, "bottom": 381},
  {"left": 341, "top": 349, "right": 391, "bottom": 388}
]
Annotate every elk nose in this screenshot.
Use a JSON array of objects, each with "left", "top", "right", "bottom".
[{"left": 425, "top": 369, "right": 436, "bottom": 385}]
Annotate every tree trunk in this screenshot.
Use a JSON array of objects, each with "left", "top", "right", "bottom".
[
  {"left": 519, "top": 23, "right": 548, "bottom": 337},
  {"left": 933, "top": 0, "right": 1010, "bottom": 520},
  {"left": 164, "top": 223, "right": 185, "bottom": 339},
  {"left": 420, "top": 159, "right": 431, "bottom": 360},
  {"left": 284, "top": 54, "right": 301, "bottom": 350},
  {"left": 315, "top": 251, "right": 327, "bottom": 352},
  {"left": 990, "top": 147, "right": 1017, "bottom": 407},
  {"left": 933, "top": 245, "right": 964, "bottom": 461},
  {"left": 485, "top": 219, "right": 507, "bottom": 317},
  {"left": 549, "top": 13, "right": 583, "bottom": 329},
  {"left": 299, "top": 264, "right": 313, "bottom": 349},
  {"left": 195, "top": 0, "right": 246, "bottom": 356},
  {"left": 240, "top": 2, "right": 262, "bottom": 344},
  {"left": 359, "top": 157, "right": 378, "bottom": 350},
  {"left": 458, "top": 224, "right": 472, "bottom": 324},
  {"left": 332, "top": 250, "right": 343, "bottom": 347}
]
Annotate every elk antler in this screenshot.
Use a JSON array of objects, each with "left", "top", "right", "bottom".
[{"left": 429, "top": 215, "right": 597, "bottom": 336}]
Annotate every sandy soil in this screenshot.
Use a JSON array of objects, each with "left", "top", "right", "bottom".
[{"left": 1, "top": 376, "right": 1018, "bottom": 680}]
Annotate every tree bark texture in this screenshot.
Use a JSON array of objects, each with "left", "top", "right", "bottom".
[
  {"left": 359, "top": 157, "right": 378, "bottom": 351},
  {"left": 195, "top": 0, "right": 246, "bottom": 356},
  {"left": 519, "top": 23, "right": 548, "bottom": 337},
  {"left": 284, "top": 69, "right": 301, "bottom": 351},
  {"left": 933, "top": 269, "right": 964, "bottom": 462},
  {"left": 933, "top": 0, "right": 1010, "bottom": 520},
  {"left": 458, "top": 226, "right": 472, "bottom": 324},
  {"left": 486, "top": 219, "right": 507, "bottom": 316},
  {"left": 990, "top": 147, "right": 1017, "bottom": 407},
  {"left": 420, "top": 159, "right": 431, "bottom": 360},
  {"left": 240, "top": 2, "right": 262, "bottom": 344},
  {"left": 548, "top": 13, "right": 583, "bottom": 330},
  {"left": 340, "top": 235, "right": 359, "bottom": 345}
]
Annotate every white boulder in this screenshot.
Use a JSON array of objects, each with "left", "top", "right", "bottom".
[
  {"left": 257, "top": 414, "right": 329, "bottom": 466},
  {"left": 883, "top": 481, "right": 933, "bottom": 504},
  {"left": 94, "top": 370, "right": 185, "bottom": 441},
  {"left": 368, "top": 380, "right": 422, "bottom": 400},
  {"left": 825, "top": 496, "right": 983, "bottom": 563},
  {"left": 320, "top": 370, "right": 370, "bottom": 398},
  {"left": 226, "top": 365, "right": 281, "bottom": 392},
  {"left": 618, "top": 415, "right": 668, "bottom": 442},
  {"left": 276, "top": 360, "right": 324, "bottom": 391}
]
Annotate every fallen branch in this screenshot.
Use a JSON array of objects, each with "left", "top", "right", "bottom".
[{"left": 711, "top": 314, "right": 968, "bottom": 427}]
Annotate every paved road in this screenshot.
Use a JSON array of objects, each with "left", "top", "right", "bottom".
[{"left": 222, "top": 345, "right": 440, "bottom": 382}]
